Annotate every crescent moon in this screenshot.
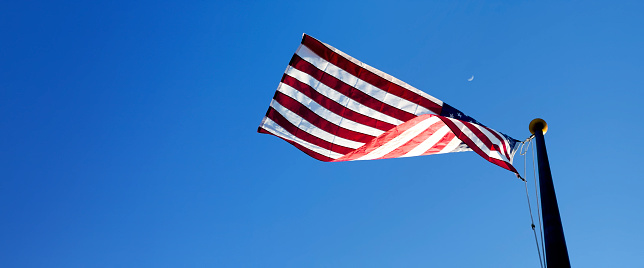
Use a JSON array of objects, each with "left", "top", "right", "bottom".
[{"left": 468, "top": 75, "right": 474, "bottom": 82}]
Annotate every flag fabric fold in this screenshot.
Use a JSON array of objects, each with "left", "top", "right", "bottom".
[{"left": 258, "top": 34, "right": 520, "bottom": 174}]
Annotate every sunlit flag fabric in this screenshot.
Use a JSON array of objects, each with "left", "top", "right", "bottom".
[{"left": 258, "top": 34, "right": 520, "bottom": 173}]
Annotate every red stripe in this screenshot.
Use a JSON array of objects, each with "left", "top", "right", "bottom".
[
  {"left": 378, "top": 119, "right": 445, "bottom": 159},
  {"left": 439, "top": 117, "right": 517, "bottom": 173},
  {"left": 459, "top": 121, "right": 505, "bottom": 157},
  {"left": 281, "top": 75, "right": 396, "bottom": 132},
  {"left": 441, "top": 118, "right": 504, "bottom": 156},
  {"left": 289, "top": 54, "right": 416, "bottom": 122},
  {"left": 265, "top": 107, "right": 354, "bottom": 155},
  {"left": 332, "top": 115, "right": 430, "bottom": 162},
  {"left": 301, "top": 34, "right": 443, "bottom": 115},
  {"left": 480, "top": 125, "right": 512, "bottom": 162},
  {"left": 422, "top": 131, "right": 458, "bottom": 155},
  {"left": 272, "top": 91, "right": 375, "bottom": 143},
  {"left": 258, "top": 127, "right": 334, "bottom": 162}
]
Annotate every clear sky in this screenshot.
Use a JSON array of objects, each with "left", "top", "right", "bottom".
[{"left": 2, "top": 1, "right": 643, "bottom": 267}]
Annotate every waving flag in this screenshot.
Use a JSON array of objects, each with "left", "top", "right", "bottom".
[{"left": 258, "top": 34, "right": 520, "bottom": 173}]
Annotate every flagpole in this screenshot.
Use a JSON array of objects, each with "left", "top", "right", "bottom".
[{"left": 529, "top": 119, "right": 571, "bottom": 267}]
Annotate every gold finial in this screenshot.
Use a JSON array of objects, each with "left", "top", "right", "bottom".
[{"left": 529, "top": 118, "right": 548, "bottom": 135}]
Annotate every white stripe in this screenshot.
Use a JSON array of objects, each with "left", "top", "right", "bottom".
[
  {"left": 447, "top": 119, "right": 508, "bottom": 162},
  {"left": 260, "top": 117, "right": 343, "bottom": 159},
  {"left": 357, "top": 116, "right": 441, "bottom": 160},
  {"left": 486, "top": 126, "right": 517, "bottom": 163},
  {"left": 285, "top": 67, "right": 404, "bottom": 126},
  {"left": 469, "top": 123, "right": 510, "bottom": 160},
  {"left": 309, "top": 41, "right": 444, "bottom": 111},
  {"left": 400, "top": 125, "right": 452, "bottom": 158},
  {"left": 270, "top": 101, "right": 365, "bottom": 150},
  {"left": 276, "top": 83, "right": 385, "bottom": 137},
  {"left": 297, "top": 45, "right": 434, "bottom": 116}
]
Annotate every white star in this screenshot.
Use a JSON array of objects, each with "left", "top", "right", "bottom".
[{"left": 457, "top": 112, "right": 462, "bottom": 117}]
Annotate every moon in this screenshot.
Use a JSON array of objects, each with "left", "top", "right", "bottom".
[{"left": 468, "top": 75, "right": 474, "bottom": 82}]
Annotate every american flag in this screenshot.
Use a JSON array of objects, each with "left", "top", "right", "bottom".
[{"left": 258, "top": 34, "right": 519, "bottom": 173}]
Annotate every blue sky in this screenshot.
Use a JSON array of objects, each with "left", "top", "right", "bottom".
[{"left": 2, "top": 1, "right": 643, "bottom": 267}]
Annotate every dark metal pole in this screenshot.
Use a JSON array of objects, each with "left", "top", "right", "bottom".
[{"left": 530, "top": 119, "right": 570, "bottom": 268}]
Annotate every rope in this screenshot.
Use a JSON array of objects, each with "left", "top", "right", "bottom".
[
  {"left": 519, "top": 136, "right": 544, "bottom": 268},
  {"left": 532, "top": 139, "right": 546, "bottom": 266}
]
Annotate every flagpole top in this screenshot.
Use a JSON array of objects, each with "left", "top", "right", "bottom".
[{"left": 529, "top": 118, "right": 548, "bottom": 135}]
